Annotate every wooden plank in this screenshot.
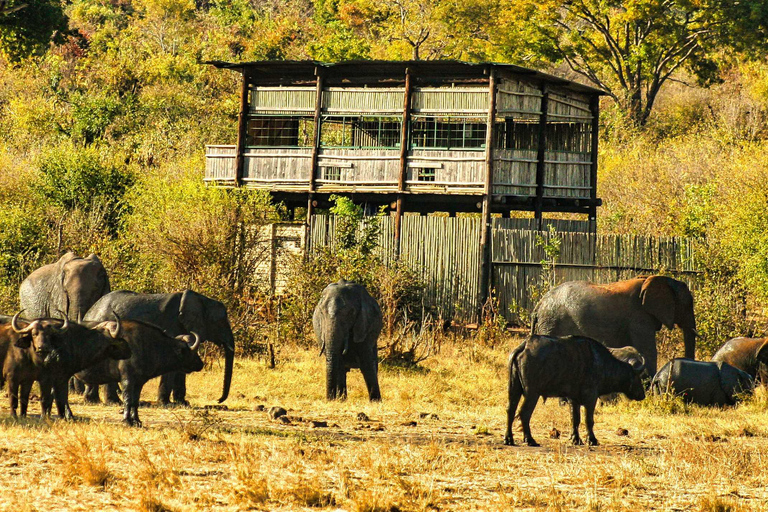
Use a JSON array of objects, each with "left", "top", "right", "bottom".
[
  {"left": 479, "top": 68, "right": 497, "bottom": 311},
  {"left": 234, "top": 75, "right": 250, "bottom": 187}
]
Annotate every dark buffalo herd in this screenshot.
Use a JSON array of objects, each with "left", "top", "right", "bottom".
[{"left": 0, "top": 255, "right": 763, "bottom": 442}]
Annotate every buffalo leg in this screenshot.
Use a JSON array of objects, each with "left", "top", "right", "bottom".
[
  {"left": 19, "top": 380, "right": 33, "bottom": 417},
  {"left": 569, "top": 401, "right": 583, "bottom": 445},
  {"left": 584, "top": 400, "right": 598, "bottom": 446},
  {"left": 130, "top": 382, "right": 144, "bottom": 427},
  {"left": 519, "top": 394, "right": 540, "bottom": 447},
  {"left": 54, "top": 380, "right": 75, "bottom": 420},
  {"left": 69, "top": 377, "right": 85, "bottom": 394},
  {"left": 8, "top": 379, "right": 18, "bottom": 417},
  {"left": 505, "top": 373, "right": 524, "bottom": 446},
  {"left": 122, "top": 379, "right": 137, "bottom": 426},
  {"left": 40, "top": 379, "right": 54, "bottom": 417}
]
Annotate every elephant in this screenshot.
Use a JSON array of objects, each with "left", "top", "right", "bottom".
[
  {"left": 84, "top": 289, "right": 235, "bottom": 405},
  {"left": 650, "top": 358, "right": 753, "bottom": 406},
  {"left": 711, "top": 337, "right": 768, "bottom": 382},
  {"left": 531, "top": 275, "right": 697, "bottom": 375},
  {"left": 19, "top": 252, "right": 110, "bottom": 321},
  {"left": 313, "top": 280, "right": 382, "bottom": 401}
]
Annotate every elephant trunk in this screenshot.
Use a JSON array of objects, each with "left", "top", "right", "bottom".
[
  {"left": 326, "top": 353, "right": 341, "bottom": 400},
  {"left": 324, "top": 319, "right": 347, "bottom": 400},
  {"left": 683, "top": 327, "right": 696, "bottom": 360},
  {"left": 217, "top": 344, "right": 234, "bottom": 403}
]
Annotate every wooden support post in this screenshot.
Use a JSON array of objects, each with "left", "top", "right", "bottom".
[
  {"left": 305, "top": 71, "right": 324, "bottom": 250},
  {"left": 478, "top": 68, "right": 497, "bottom": 313},
  {"left": 534, "top": 86, "right": 549, "bottom": 230},
  {"left": 234, "top": 73, "right": 250, "bottom": 187},
  {"left": 395, "top": 67, "right": 412, "bottom": 258},
  {"left": 588, "top": 95, "right": 600, "bottom": 235}
]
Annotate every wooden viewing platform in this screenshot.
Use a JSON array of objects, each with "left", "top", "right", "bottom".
[{"left": 204, "top": 60, "right": 605, "bottom": 306}]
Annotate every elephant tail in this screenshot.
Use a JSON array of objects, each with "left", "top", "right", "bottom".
[{"left": 529, "top": 311, "right": 538, "bottom": 336}]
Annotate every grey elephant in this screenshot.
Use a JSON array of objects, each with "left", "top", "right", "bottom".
[
  {"left": 651, "top": 358, "right": 753, "bottom": 406},
  {"left": 84, "top": 289, "right": 235, "bottom": 405},
  {"left": 20, "top": 252, "right": 110, "bottom": 321},
  {"left": 711, "top": 337, "right": 768, "bottom": 381},
  {"left": 313, "top": 280, "right": 382, "bottom": 401},
  {"left": 532, "top": 275, "right": 697, "bottom": 374}
]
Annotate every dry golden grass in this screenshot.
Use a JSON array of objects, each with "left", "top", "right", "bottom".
[{"left": 0, "top": 336, "right": 767, "bottom": 510}]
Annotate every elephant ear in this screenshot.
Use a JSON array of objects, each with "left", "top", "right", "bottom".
[
  {"left": 179, "top": 289, "right": 204, "bottom": 323},
  {"left": 640, "top": 276, "right": 676, "bottom": 330},
  {"left": 352, "top": 289, "right": 382, "bottom": 344},
  {"left": 755, "top": 339, "right": 768, "bottom": 381},
  {"left": 717, "top": 362, "right": 753, "bottom": 404}
]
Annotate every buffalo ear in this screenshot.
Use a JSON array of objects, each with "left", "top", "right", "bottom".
[
  {"left": 13, "top": 335, "right": 32, "bottom": 349},
  {"left": 640, "top": 276, "right": 676, "bottom": 329}
]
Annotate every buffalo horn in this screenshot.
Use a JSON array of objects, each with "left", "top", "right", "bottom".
[
  {"left": 186, "top": 332, "right": 201, "bottom": 351},
  {"left": 108, "top": 310, "right": 123, "bottom": 339},
  {"left": 54, "top": 309, "right": 70, "bottom": 332},
  {"left": 11, "top": 310, "right": 35, "bottom": 334}
]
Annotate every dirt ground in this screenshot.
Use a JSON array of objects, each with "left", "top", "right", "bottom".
[{"left": 0, "top": 340, "right": 767, "bottom": 511}]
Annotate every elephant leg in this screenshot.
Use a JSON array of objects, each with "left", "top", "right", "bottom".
[
  {"left": 171, "top": 372, "right": 188, "bottom": 406},
  {"left": 19, "top": 380, "right": 33, "bottom": 417},
  {"left": 519, "top": 394, "right": 540, "bottom": 447},
  {"left": 104, "top": 383, "right": 122, "bottom": 405},
  {"left": 70, "top": 377, "right": 85, "bottom": 394},
  {"left": 83, "top": 383, "right": 101, "bottom": 404},
  {"left": 158, "top": 373, "right": 174, "bottom": 406},
  {"left": 569, "top": 401, "right": 583, "bottom": 445},
  {"left": 631, "top": 328, "right": 659, "bottom": 376},
  {"left": 360, "top": 351, "right": 380, "bottom": 401},
  {"left": 584, "top": 400, "right": 598, "bottom": 446}
]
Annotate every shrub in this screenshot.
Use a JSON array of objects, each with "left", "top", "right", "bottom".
[{"left": 36, "top": 143, "right": 134, "bottom": 234}]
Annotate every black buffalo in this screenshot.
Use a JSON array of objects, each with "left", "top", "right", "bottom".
[
  {"left": 1, "top": 313, "right": 131, "bottom": 419},
  {"left": 75, "top": 319, "right": 205, "bottom": 426},
  {"left": 505, "top": 335, "right": 646, "bottom": 447}
]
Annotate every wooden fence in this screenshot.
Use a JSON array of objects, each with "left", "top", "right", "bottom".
[{"left": 305, "top": 215, "right": 700, "bottom": 324}]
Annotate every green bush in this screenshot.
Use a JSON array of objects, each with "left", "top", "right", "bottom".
[
  {"left": 0, "top": 203, "right": 49, "bottom": 289},
  {"left": 36, "top": 144, "right": 134, "bottom": 233}
]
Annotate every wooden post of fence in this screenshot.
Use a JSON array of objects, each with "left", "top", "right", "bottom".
[
  {"left": 395, "top": 67, "right": 412, "bottom": 258},
  {"left": 588, "top": 95, "right": 600, "bottom": 235},
  {"left": 234, "top": 72, "right": 250, "bottom": 188},
  {"left": 478, "top": 68, "right": 497, "bottom": 312},
  {"left": 269, "top": 223, "right": 277, "bottom": 295},
  {"left": 534, "top": 86, "right": 549, "bottom": 230},
  {"left": 306, "top": 69, "right": 324, "bottom": 250}
]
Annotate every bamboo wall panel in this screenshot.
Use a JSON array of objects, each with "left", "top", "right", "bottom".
[
  {"left": 316, "top": 149, "right": 400, "bottom": 189},
  {"left": 323, "top": 88, "right": 405, "bottom": 114},
  {"left": 492, "top": 225, "right": 700, "bottom": 320},
  {"left": 492, "top": 148, "right": 537, "bottom": 196},
  {"left": 547, "top": 90, "right": 592, "bottom": 122},
  {"left": 496, "top": 78, "right": 542, "bottom": 117},
  {"left": 543, "top": 150, "right": 591, "bottom": 198},
  {"left": 494, "top": 218, "right": 591, "bottom": 232},
  {"left": 412, "top": 87, "right": 488, "bottom": 114},
  {"left": 250, "top": 87, "right": 315, "bottom": 113},
  {"left": 242, "top": 148, "right": 312, "bottom": 183},
  {"left": 305, "top": 216, "right": 699, "bottom": 325},
  {"left": 204, "top": 145, "right": 237, "bottom": 181},
  {"left": 407, "top": 149, "right": 485, "bottom": 191}
]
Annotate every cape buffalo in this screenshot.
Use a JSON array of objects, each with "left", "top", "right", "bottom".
[{"left": 505, "top": 335, "right": 646, "bottom": 447}]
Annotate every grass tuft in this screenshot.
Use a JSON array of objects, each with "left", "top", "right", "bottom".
[{"left": 58, "top": 432, "right": 113, "bottom": 488}]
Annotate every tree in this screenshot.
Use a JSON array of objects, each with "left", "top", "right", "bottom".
[
  {"left": 0, "top": 0, "right": 67, "bottom": 62},
  {"left": 500, "top": 0, "right": 768, "bottom": 125}
]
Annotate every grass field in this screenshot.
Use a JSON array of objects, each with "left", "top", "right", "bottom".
[{"left": 1, "top": 337, "right": 767, "bottom": 511}]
